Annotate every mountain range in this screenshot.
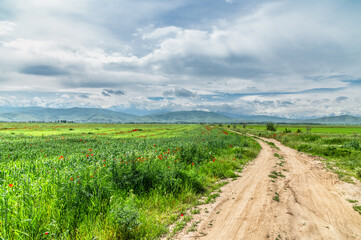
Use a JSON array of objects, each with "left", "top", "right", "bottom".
[{"left": 0, "top": 107, "right": 360, "bottom": 124}]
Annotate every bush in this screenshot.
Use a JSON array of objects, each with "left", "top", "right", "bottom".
[
  {"left": 283, "top": 128, "right": 291, "bottom": 133},
  {"left": 266, "top": 123, "right": 276, "bottom": 131}
]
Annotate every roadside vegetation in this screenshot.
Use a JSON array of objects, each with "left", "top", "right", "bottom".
[
  {"left": 0, "top": 123, "right": 260, "bottom": 239},
  {"left": 234, "top": 124, "right": 361, "bottom": 181}
]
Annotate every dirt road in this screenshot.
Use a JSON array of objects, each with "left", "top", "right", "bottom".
[{"left": 175, "top": 134, "right": 361, "bottom": 240}]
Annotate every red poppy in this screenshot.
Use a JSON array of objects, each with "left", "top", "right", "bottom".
[
  {"left": 45, "top": 232, "right": 49, "bottom": 235},
  {"left": 70, "top": 178, "right": 74, "bottom": 181},
  {"left": 181, "top": 214, "right": 184, "bottom": 217},
  {"left": 192, "top": 163, "right": 194, "bottom": 165},
  {"left": 8, "top": 184, "right": 13, "bottom": 187},
  {"left": 91, "top": 154, "right": 94, "bottom": 156},
  {"left": 103, "top": 164, "right": 106, "bottom": 167}
]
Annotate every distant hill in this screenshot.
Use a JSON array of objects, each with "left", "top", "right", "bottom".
[
  {"left": 0, "top": 107, "right": 136, "bottom": 123},
  {"left": 134, "top": 111, "right": 234, "bottom": 123},
  {"left": 301, "top": 115, "right": 361, "bottom": 124},
  {"left": 0, "top": 107, "right": 360, "bottom": 124}
]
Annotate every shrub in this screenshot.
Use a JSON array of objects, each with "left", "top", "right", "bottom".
[
  {"left": 283, "top": 128, "right": 291, "bottom": 133},
  {"left": 266, "top": 123, "right": 276, "bottom": 131}
]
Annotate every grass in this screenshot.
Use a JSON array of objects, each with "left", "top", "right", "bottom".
[
  {"left": 268, "top": 171, "right": 285, "bottom": 179},
  {"left": 353, "top": 206, "right": 361, "bottom": 215},
  {"left": 273, "top": 192, "right": 280, "bottom": 202},
  {"left": 0, "top": 123, "right": 260, "bottom": 239},
  {"left": 204, "top": 193, "right": 220, "bottom": 204}
]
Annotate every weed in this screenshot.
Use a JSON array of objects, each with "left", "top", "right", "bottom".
[
  {"left": 353, "top": 205, "right": 361, "bottom": 215},
  {"left": 188, "top": 221, "right": 201, "bottom": 232},
  {"left": 205, "top": 193, "right": 220, "bottom": 204},
  {"left": 273, "top": 192, "right": 280, "bottom": 202},
  {"left": 191, "top": 208, "right": 201, "bottom": 214}
]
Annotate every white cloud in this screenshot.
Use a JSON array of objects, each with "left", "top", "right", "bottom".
[
  {"left": 0, "top": 0, "right": 360, "bottom": 117},
  {"left": 0, "top": 21, "right": 15, "bottom": 35}
]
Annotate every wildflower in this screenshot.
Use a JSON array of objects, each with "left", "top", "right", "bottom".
[
  {"left": 181, "top": 214, "right": 184, "bottom": 217},
  {"left": 91, "top": 154, "right": 94, "bottom": 156},
  {"left": 9, "top": 184, "right": 13, "bottom": 187},
  {"left": 192, "top": 163, "right": 194, "bottom": 165},
  {"left": 70, "top": 178, "right": 74, "bottom": 181},
  {"left": 45, "top": 232, "right": 49, "bottom": 235}
]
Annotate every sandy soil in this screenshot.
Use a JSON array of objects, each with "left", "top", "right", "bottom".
[{"left": 173, "top": 134, "right": 361, "bottom": 240}]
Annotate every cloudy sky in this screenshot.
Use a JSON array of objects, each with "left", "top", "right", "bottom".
[{"left": 0, "top": 0, "right": 360, "bottom": 117}]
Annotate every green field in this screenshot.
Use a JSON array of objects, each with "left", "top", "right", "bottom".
[
  {"left": 236, "top": 124, "right": 361, "bottom": 181},
  {"left": 0, "top": 123, "right": 260, "bottom": 239},
  {"left": 246, "top": 124, "right": 361, "bottom": 134}
]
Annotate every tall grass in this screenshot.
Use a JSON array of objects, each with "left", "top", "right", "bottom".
[{"left": 0, "top": 125, "right": 259, "bottom": 239}]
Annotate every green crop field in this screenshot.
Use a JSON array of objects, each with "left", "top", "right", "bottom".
[
  {"left": 236, "top": 124, "right": 361, "bottom": 181},
  {"left": 0, "top": 123, "right": 260, "bottom": 239}
]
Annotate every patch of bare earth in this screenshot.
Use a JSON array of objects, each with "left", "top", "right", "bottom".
[{"left": 171, "top": 134, "right": 361, "bottom": 240}]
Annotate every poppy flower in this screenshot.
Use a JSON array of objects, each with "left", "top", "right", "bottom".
[
  {"left": 181, "top": 214, "right": 184, "bottom": 217},
  {"left": 45, "top": 232, "right": 49, "bottom": 235},
  {"left": 192, "top": 163, "right": 194, "bottom": 165},
  {"left": 9, "top": 184, "right": 13, "bottom": 187},
  {"left": 70, "top": 178, "right": 74, "bottom": 181}
]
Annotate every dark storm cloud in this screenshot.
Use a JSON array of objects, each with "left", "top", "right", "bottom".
[
  {"left": 148, "top": 97, "right": 165, "bottom": 101},
  {"left": 61, "top": 79, "right": 121, "bottom": 88},
  {"left": 20, "top": 65, "right": 68, "bottom": 76},
  {"left": 200, "top": 87, "right": 345, "bottom": 102},
  {"left": 102, "top": 89, "right": 126, "bottom": 97},
  {"left": 335, "top": 96, "right": 349, "bottom": 103},
  {"left": 78, "top": 94, "right": 89, "bottom": 99},
  {"left": 342, "top": 79, "right": 361, "bottom": 86},
  {"left": 163, "top": 88, "right": 196, "bottom": 98},
  {"left": 158, "top": 55, "right": 266, "bottom": 79}
]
